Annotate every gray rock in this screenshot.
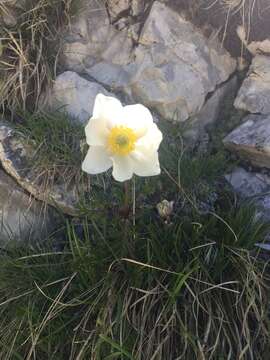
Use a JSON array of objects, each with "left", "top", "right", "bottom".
[
  {"left": 234, "top": 55, "right": 270, "bottom": 114},
  {"left": 184, "top": 76, "right": 238, "bottom": 142},
  {"left": 195, "top": 76, "right": 238, "bottom": 127},
  {"left": 127, "top": 22, "right": 141, "bottom": 41},
  {"left": 62, "top": 0, "right": 133, "bottom": 72},
  {"left": 0, "top": 169, "right": 56, "bottom": 246},
  {"left": 126, "top": 1, "right": 236, "bottom": 121},
  {"left": 107, "top": 0, "right": 147, "bottom": 19},
  {"left": 0, "top": 123, "right": 83, "bottom": 216},
  {"left": 47, "top": 71, "right": 112, "bottom": 124},
  {"left": 85, "top": 62, "right": 136, "bottom": 96},
  {"left": 67, "top": 0, "right": 111, "bottom": 42},
  {"left": 61, "top": 42, "right": 92, "bottom": 73},
  {"left": 225, "top": 167, "right": 270, "bottom": 197},
  {"left": 130, "top": 0, "right": 145, "bottom": 16},
  {"left": 107, "top": 0, "right": 130, "bottom": 20},
  {"left": 173, "top": 0, "right": 270, "bottom": 59},
  {"left": 101, "top": 30, "right": 134, "bottom": 65},
  {"left": 223, "top": 114, "right": 270, "bottom": 169},
  {"left": 65, "top": 1, "right": 236, "bottom": 124},
  {"left": 226, "top": 166, "right": 270, "bottom": 221}
]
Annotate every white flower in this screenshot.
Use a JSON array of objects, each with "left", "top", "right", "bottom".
[{"left": 82, "top": 94, "right": 163, "bottom": 182}]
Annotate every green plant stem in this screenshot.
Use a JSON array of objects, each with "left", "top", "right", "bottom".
[
  {"left": 132, "top": 176, "right": 136, "bottom": 237},
  {"left": 123, "top": 180, "right": 136, "bottom": 256},
  {"left": 124, "top": 181, "right": 129, "bottom": 209}
]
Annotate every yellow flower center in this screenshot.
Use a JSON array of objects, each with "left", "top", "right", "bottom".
[{"left": 107, "top": 126, "right": 137, "bottom": 156}]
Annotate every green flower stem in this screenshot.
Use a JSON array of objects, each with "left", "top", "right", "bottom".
[
  {"left": 124, "top": 181, "right": 129, "bottom": 209},
  {"left": 132, "top": 176, "right": 136, "bottom": 230},
  {"left": 121, "top": 179, "right": 136, "bottom": 256}
]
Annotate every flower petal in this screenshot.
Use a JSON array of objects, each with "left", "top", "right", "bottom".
[
  {"left": 82, "top": 146, "right": 112, "bottom": 174},
  {"left": 112, "top": 155, "right": 133, "bottom": 182},
  {"left": 136, "top": 123, "right": 163, "bottom": 152},
  {"left": 85, "top": 117, "right": 109, "bottom": 146},
  {"left": 122, "top": 104, "right": 154, "bottom": 137},
  {"left": 92, "top": 93, "right": 123, "bottom": 128},
  {"left": 85, "top": 94, "right": 125, "bottom": 146},
  {"left": 130, "top": 150, "right": 161, "bottom": 177}
]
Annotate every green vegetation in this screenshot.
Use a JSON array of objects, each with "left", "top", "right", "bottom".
[
  {"left": 0, "top": 0, "right": 268, "bottom": 358},
  {"left": 0, "top": 113, "right": 269, "bottom": 359},
  {"left": 15, "top": 110, "right": 85, "bottom": 178},
  {"left": 10, "top": 110, "right": 88, "bottom": 206}
]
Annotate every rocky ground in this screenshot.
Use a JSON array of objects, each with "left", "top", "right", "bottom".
[{"left": 0, "top": 0, "right": 270, "bottom": 247}]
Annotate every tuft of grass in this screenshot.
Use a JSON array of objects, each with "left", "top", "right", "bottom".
[
  {"left": 16, "top": 110, "right": 84, "bottom": 170},
  {"left": 14, "top": 109, "right": 86, "bottom": 193},
  {"left": 0, "top": 198, "right": 269, "bottom": 359},
  {"left": 0, "top": 0, "right": 78, "bottom": 113},
  {"left": 213, "top": 0, "right": 259, "bottom": 49},
  {"left": 0, "top": 118, "right": 269, "bottom": 359},
  {"left": 219, "top": 0, "right": 256, "bottom": 14}
]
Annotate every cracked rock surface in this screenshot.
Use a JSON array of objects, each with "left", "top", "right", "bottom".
[
  {"left": 0, "top": 123, "right": 83, "bottom": 217},
  {"left": 223, "top": 114, "right": 270, "bottom": 169},
  {"left": 0, "top": 169, "right": 58, "bottom": 246},
  {"left": 234, "top": 55, "right": 270, "bottom": 115}
]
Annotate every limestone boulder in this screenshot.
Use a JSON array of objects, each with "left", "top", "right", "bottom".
[
  {"left": 130, "top": 0, "right": 146, "bottom": 17},
  {"left": 223, "top": 114, "right": 270, "bottom": 169},
  {"left": 169, "top": 0, "right": 270, "bottom": 59},
  {"left": 107, "top": 0, "right": 130, "bottom": 20},
  {"left": 184, "top": 76, "right": 238, "bottom": 143},
  {"left": 0, "top": 169, "right": 57, "bottom": 246},
  {"left": 86, "top": 2, "right": 236, "bottom": 122},
  {"left": 129, "top": 2, "right": 236, "bottom": 121},
  {"left": 0, "top": 123, "right": 83, "bottom": 216},
  {"left": 46, "top": 71, "right": 112, "bottom": 124},
  {"left": 234, "top": 55, "right": 270, "bottom": 114},
  {"left": 226, "top": 166, "right": 270, "bottom": 221},
  {"left": 59, "top": 0, "right": 238, "bottom": 130},
  {"left": 62, "top": 0, "right": 133, "bottom": 72},
  {"left": 107, "top": 0, "right": 147, "bottom": 19},
  {"left": 85, "top": 61, "right": 136, "bottom": 98},
  {"left": 226, "top": 167, "right": 270, "bottom": 199},
  {"left": 64, "top": 1, "right": 236, "bottom": 124}
]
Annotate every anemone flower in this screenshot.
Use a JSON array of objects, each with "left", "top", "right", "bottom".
[{"left": 82, "top": 94, "right": 163, "bottom": 182}]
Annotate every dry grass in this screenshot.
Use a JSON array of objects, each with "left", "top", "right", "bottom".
[
  {"left": 204, "top": 0, "right": 261, "bottom": 58},
  {"left": 0, "top": 0, "right": 77, "bottom": 113},
  {"left": 210, "top": 0, "right": 257, "bottom": 14}
]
